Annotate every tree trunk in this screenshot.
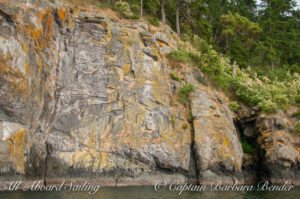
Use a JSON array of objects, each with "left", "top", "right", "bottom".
[
  {"left": 140, "top": 0, "right": 143, "bottom": 17},
  {"left": 161, "top": 0, "right": 165, "bottom": 24},
  {"left": 233, "top": 60, "right": 236, "bottom": 78},
  {"left": 176, "top": 0, "right": 180, "bottom": 37}
]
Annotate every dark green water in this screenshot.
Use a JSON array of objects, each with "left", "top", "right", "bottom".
[{"left": 1, "top": 186, "right": 300, "bottom": 199}]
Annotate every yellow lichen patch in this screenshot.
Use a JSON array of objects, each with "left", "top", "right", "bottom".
[
  {"left": 124, "top": 63, "right": 131, "bottom": 73},
  {"left": 73, "top": 151, "right": 93, "bottom": 168},
  {"left": 21, "top": 40, "right": 27, "bottom": 52},
  {"left": 161, "top": 131, "right": 176, "bottom": 150},
  {"left": 88, "top": 121, "right": 98, "bottom": 149},
  {"left": 38, "top": 57, "right": 42, "bottom": 69},
  {"left": 0, "top": 56, "right": 9, "bottom": 74},
  {"left": 223, "top": 135, "right": 229, "bottom": 146},
  {"left": 99, "top": 152, "right": 110, "bottom": 171},
  {"left": 25, "top": 63, "right": 29, "bottom": 74},
  {"left": 6, "top": 129, "right": 27, "bottom": 174},
  {"left": 71, "top": 151, "right": 112, "bottom": 172}
]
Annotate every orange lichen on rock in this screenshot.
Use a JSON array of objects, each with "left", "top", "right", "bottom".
[
  {"left": 38, "top": 57, "right": 43, "bottom": 69},
  {"left": 40, "top": 11, "right": 54, "bottom": 49},
  {"left": 26, "top": 24, "right": 42, "bottom": 44},
  {"left": 6, "top": 129, "right": 27, "bottom": 174},
  {"left": 21, "top": 39, "right": 27, "bottom": 52},
  {"left": 25, "top": 63, "right": 29, "bottom": 74},
  {"left": 58, "top": 7, "right": 65, "bottom": 22},
  {"left": 157, "top": 40, "right": 168, "bottom": 46},
  {"left": 24, "top": 9, "right": 56, "bottom": 72},
  {"left": 0, "top": 52, "right": 28, "bottom": 93}
]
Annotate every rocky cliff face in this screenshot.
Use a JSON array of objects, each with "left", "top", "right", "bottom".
[{"left": 0, "top": 0, "right": 299, "bottom": 189}]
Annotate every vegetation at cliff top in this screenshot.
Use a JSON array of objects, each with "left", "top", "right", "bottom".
[
  {"left": 75, "top": 0, "right": 300, "bottom": 112},
  {"left": 170, "top": 40, "right": 300, "bottom": 113}
]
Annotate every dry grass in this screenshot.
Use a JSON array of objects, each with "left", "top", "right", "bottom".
[
  {"left": 60, "top": 0, "right": 120, "bottom": 21},
  {"left": 62, "top": 0, "right": 102, "bottom": 8}
]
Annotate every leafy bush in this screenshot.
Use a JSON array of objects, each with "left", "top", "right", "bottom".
[
  {"left": 130, "top": 3, "right": 140, "bottom": 15},
  {"left": 115, "top": 1, "right": 137, "bottom": 19},
  {"left": 179, "top": 84, "right": 195, "bottom": 104},
  {"left": 241, "top": 139, "right": 256, "bottom": 154},
  {"left": 170, "top": 72, "right": 181, "bottom": 81},
  {"left": 294, "top": 121, "right": 300, "bottom": 133},
  {"left": 166, "top": 34, "right": 300, "bottom": 113},
  {"left": 167, "top": 49, "right": 192, "bottom": 64},
  {"left": 258, "top": 100, "right": 278, "bottom": 113},
  {"left": 130, "top": 15, "right": 140, "bottom": 20},
  {"left": 230, "top": 102, "right": 239, "bottom": 111},
  {"left": 147, "top": 17, "right": 160, "bottom": 26}
]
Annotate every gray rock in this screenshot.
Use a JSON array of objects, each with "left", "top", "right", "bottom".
[
  {"left": 159, "top": 46, "right": 171, "bottom": 55},
  {"left": 191, "top": 87, "right": 243, "bottom": 185},
  {"left": 154, "top": 32, "right": 169, "bottom": 45}
]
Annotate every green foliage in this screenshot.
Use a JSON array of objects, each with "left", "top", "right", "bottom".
[
  {"left": 296, "top": 95, "right": 300, "bottom": 105},
  {"left": 178, "top": 84, "right": 195, "bottom": 105},
  {"left": 109, "top": 0, "right": 300, "bottom": 114},
  {"left": 114, "top": 1, "right": 136, "bottom": 19},
  {"left": 147, "top": 17, "right": 160, "bottom": 26},
  {"left": 182, "top": 123, "right": 188, "bottom": 130},
  {"left": 130, "top": 15, "right": 140, "bottom": 20},
  {"left": 241, "top": 139, "right": 256, "bottom": 154},
  {"left": 220, "top": 12, "right": 262, "bottom": 68},
  {"left": 184, "top": 1, "right": 212, "bottom": 40},
  {"left": 221, "top": 12, "right": 262, "bottom": 40},
  {"left": 170, "top": 72, "right": 181, "bottom": 81},
  {"left": 167, "top": 50, "right": 192, "bottom": 64},
  {"left": 230, "top": 102, "right": 239, "bottom": 111},
  {"left": 292, "top": 112, "right": 300, "bottom": 118},
  {"left": 259, "top": 0, "right": 300, "bottom": 67},
  {"left": 258, "top": 100, "right": 278, "bottom": 113},
  {"left": 187, "top": 110, "right": 194, "bottom": 123},
  {"left": 143, "top": 0, "right": 160, "bottom": 16},
  {"left": 177, "top": 37, "right": 300, "bottom": 113},
  {"left": 110, "top": 0, "right": 300, "bottom": 79},
  {"left": 294, "top": 121, "right": 300, "bottom": 133},
  {"left": 130, "top": 3, "right": 140, "bottom": 15}
]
